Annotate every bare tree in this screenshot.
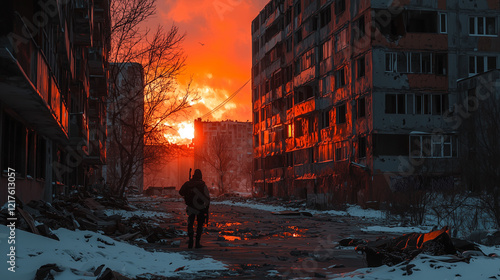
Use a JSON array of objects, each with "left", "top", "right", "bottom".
[
  {"left": 197, "top": 133, "right": 234, "bottom": 194},
  {"left": 459, "top": 73, "right": 500, "bottom": 228},
  {"left": 106, "top": 0, "right": 197, "bottom": 197}
]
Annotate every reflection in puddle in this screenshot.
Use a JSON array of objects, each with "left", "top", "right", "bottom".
[{"left": 220, "top": 235, "right": 242, "bottom": 241}]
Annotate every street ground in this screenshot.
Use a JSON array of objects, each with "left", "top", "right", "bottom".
[{"left": 131, "top": 197, "right": 400, "bottom": 279}]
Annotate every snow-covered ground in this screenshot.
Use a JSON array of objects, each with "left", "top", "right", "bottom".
[
  {"left": 0, "top": 225, "right": 226, "bottom": 280},
  {"left": 213, "top": 199, "right": 500, "bottom": 280},
  {"left": 212, "top": 200, "right": 386, "bottom": 220},
  {"left": 103, "top": 208, "right": 171, "bottom": 220},
  {"left": 328, "top": 252, "right": 500, "bottom": 280}
]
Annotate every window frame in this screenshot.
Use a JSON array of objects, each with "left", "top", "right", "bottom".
[{"left": 469, "top": 16, "right": 497, "bottom": 36}]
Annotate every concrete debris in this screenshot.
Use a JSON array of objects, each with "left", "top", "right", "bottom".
[
  {"left": 0, "top": 192, "right": 180, "bottom": 244},
  {"left": 34, "top": 264, "right": 63, "bottom": 280},
  {"left": 355, "top": 226, "right": 486, "bottom": 267}
]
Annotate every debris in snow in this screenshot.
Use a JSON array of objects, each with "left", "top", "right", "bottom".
[
  {"left": 0, "top": 191, "right": 182, "bottom": 245},
  {"left": 271, "top": 210, "right": 313, "bottom": 217},
  {"left": 355, "top": 226, "right": 485, "bottom": 267},
  {"left": 35, "top": 264, "right": 63, "bottom": 280}
]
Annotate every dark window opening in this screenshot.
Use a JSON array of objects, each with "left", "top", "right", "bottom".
[
  {"left": 357, "top": 97, "right": 366, "bottom": 118},
  {"left": 357, "top": 56, "right": 365, "bottom": 78},
  {"left": 320, "top": 5, "right": 332, "bottom": 28},
  {"left": 335, "top": 67, "right": 346, "bottom": 89},
  {"left": 354, "top": 15, "right": 365, "bottom": 40},
  {"left": 434, "top": 53, "right": 448, "bottom": 75},
  {"left": 358, "top": 136, "right": 367, "bottom": 158},
  {"left": 335, "top": 0, "right": 345, "bottom": 15},
  {"left": 385, "top": 94, "right": 397, "bottom": 114},
  {"left": 406, "top": 10, "right": 438, "bottom": 33},
  {"left": 373, "top": 134, "right": 409, "bottom": 156},
  {"left": 336, "top": 104, "right": 346, "bottom": 124}
]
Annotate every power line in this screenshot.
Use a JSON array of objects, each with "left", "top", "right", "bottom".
[{"left": 199, "top": 79, "right": 250, "bottom": 120}]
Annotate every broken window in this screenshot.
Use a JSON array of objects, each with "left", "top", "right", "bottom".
[
  {"left": 358, "top": 136, "right": 367, "bottom": 158},
  {"left": 336, "top": 103, "right": 346, "bottom": 124},
  {"left": 385, "top": 94, "right": 406, "bottom": 114},
  {"left": 320, "top": 5, "right": 331, "bottom": 28},
  {"left": 469, "top": 16, "right": 497, "bottom": 36},
  {"left": 301, "top": 48, "right": 315, "bottom": 70},
  {"left": 357, "top": 55, "right": 365, "bottom": 78},
  {"left": 439, "top": 13, "right": 447, "bottom": 34},
  {"left": 354, "top": 15, "right": 365, "bottom": 40},
  {"left": 295, "top": 1, "right": 301, "bottom": 16},
  {"left": 285, "top": 8, "right": 292, "bottom": 26},
  {"left": 295, "top": 29, "right": 303, "bottom": 44},
  {"left": 411, "top": 53, "right": 421, "bottom": 73},
  {"left": 253, "top": 111, "right": 259, "bottom": 123},
  {"left": 321, "top": 39, "right": 332, "bottom": 60},
  {"left": 334, "top": 67, "right": 346, "bottom": 89},
  {"left": 406, "top": 10, "right": 438, "bottom": 33},
  {"left": 335, "top": 28, "right": 348, "bottom": 52},
  {"left": 373, "top": 134, "right": 409, "bottom": 156},
  {"left": 286, "top": 36, "right": 293, "bottom": 53},
  {"left": 335, "top": 141, "right": 348, "bottom": 161},
  {"left": 469, "top": 55, "right": 497, "bottom": 76},
  {"left": 433, "top": 53, "right": 447, "bottom": 75},
  {"left": 357, "top": 97, "right": 366, "bottom": 118},
  {"left": 335, "top": 0, "right": 345, "bottom": 15},
  {"left": 321, "top": 109, "right": 331, "bottom": 129},
  {"left": 375, "top": 11, "right": 405, "bottom": 39},
  {"left": 397, "top": 52, "right": 408, "bottom": 73}
]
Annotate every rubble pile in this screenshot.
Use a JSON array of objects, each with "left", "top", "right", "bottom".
[
  {"left": 0, "top": 192, "right": 181, "bottom": 244},
  {"left": 354, "top": 226, "right": 494, "bottom": 267}
]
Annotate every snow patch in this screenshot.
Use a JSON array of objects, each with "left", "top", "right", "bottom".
[{"left": 0, "top": 225, "right": 226, "bottom": 279}]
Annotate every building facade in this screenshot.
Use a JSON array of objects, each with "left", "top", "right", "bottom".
[
  {"left": 194, "top": 119, "right": 253, "bottom": 195},
  {"left": 252, "top": 0, "right": 499, "bottom": 207},
  {"left": 0, "top": 0, "right": 110, "bottom": 204}
]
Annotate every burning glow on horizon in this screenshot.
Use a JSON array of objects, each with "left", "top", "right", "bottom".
[
  {"left": 178, "top": 122, "right": 194, "bottom": 139},
  {"left": 162, "top": 121, "right": 194, "bottom": 145}
]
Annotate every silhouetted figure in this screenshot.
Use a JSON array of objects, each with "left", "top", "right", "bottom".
[{"left": 179, "top": 169, "right": 210, "bottom": 248}]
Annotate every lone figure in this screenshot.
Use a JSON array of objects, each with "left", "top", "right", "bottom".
[{"left": 179, "top": 169, "right": 210, "bottom": 248}]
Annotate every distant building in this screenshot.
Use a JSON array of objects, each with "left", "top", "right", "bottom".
[
  {"left": 105, "top": 63, "right": 144, "bottom": 192},
  {"left": 0, "top": 0, "right": 110, "bottom": 203},
  {"left": 194, "top": 119, "right": 253, "bottom": 195},
  {"left": 143, "top": 144, "right": 194, "bottom": 190},
  {"left": 252, "top": 0, "right": 499, "bottom": 207}
]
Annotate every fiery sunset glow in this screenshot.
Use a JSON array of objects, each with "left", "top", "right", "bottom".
[
  {"left": 148, "top": 0, "right": 268, "bottom": 143},
  {"left": 177, "top": 121, "right": 195, "bottom": 140}
]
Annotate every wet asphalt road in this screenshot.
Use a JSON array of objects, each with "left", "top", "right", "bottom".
[{"left": 131, "top": 198, "right": 395, "bottom": 279}]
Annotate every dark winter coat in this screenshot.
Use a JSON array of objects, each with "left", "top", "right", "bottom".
[{"left": 179, "top": 177, "right": 210, "bottom": 214}]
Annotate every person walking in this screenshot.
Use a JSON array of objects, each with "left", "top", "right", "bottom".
[{"left": 179, "top": 169, "right": 210, "bottom": 248}]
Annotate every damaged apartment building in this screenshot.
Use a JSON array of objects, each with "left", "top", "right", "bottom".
[
  {"left": 0, "top": 0, "right": 111, "bottom": 204},
  {"left": 251, "top": 0, "right": 500, "bottom": 207},
  {"left": 194, "top": 119, "right": 253, "bottom": 195}
]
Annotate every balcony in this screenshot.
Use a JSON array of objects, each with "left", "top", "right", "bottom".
[
  {"left": 69, "top": 113, "right": 89, "bottom": 155},
  {"left": 73, "top": 0, "right": 94, "bottom": 46},
  {"left": 88, "top": 48, "right": 105, "bottom": 76},
  {"left": 85, "top": 138, "right": 106, "bottom": 165},
  {"left": 0, "top": 38, "right": 69, "bottom": 142}
]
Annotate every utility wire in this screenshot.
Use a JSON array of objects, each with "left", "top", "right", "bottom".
[{"left": 199, "top": 79, "right": 251, "bottom": 120}]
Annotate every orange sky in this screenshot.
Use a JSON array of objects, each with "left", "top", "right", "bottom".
[{"left": 150, "top": 0, "right": 268, "bottom": 143}]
